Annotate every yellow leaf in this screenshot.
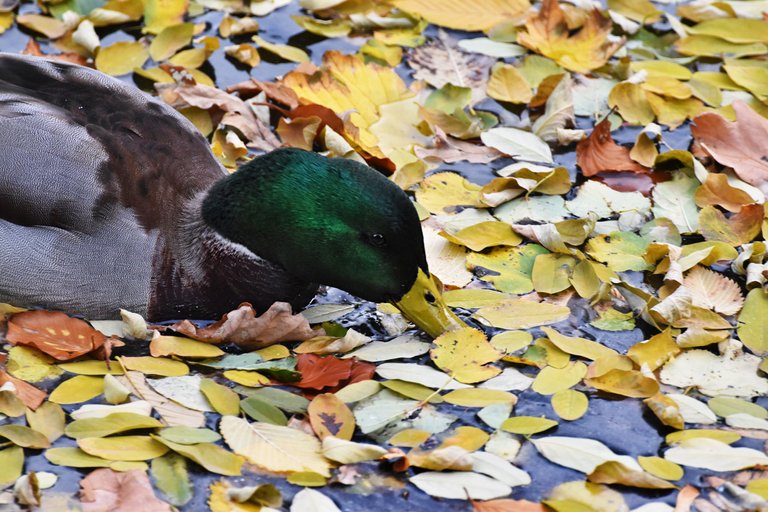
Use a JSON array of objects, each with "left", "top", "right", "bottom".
[
  {"left": 474, "top": 299, "right": 571, "bottom": 329},
  {"left": 388, "top": 429, "right": 431, "bottom": 447},
  {"left": 149, "top": 22, "right": 194, "bottom": 61},
  {"left": 224, "top": 44, "right": 261, "bottom": 68},
  {"left": 321, "top": 436, "right": 387, "bottom": 464},
  {"left": 392, "top": 0, "right": 530, "bottom": 32},
  {"left": 0, "top": 13, "right": 14, "bottom": 35},
  {"left": 49, "top": 375, "right": 104, "bottom": 405},
  {"left": 95, "top": 41, "right": 150, "bottom": 76},
  {"left": 487, "top": 63, "right": 533, "bottom": 104},
  {"left": 501, "top": 416, "right": 558, "bottom": 435},
  {"left": 627, "top": 330, "right": 680, "bottom": 371},
  {"left": 149, "top": 336, "right": 225, "bottom": 359},
  {"left": 208, "top": 481, "right": 263, "bottom": 512},
  {"left": 7, "top": 346, "right": 62, "bottom": 383},
  {"left": 153, "top": 436, "right": 243, "bottom": 476},
  {"left": 0, "top": 447, "right": 23, "bottom": 486},
  {"left": 430, "top": 328, "right": 502, "bottom": 384},
  {"left": 143, "top": 0, "right": 189, "bottom": 34},
  {"left": 588, "top": 460, "right": 676, "bottom": 489},
  {"left": 517, "top": 0, "right": 623, "bottom": 73},
  {"left": 551, "top": 389, "right": 588, "bottom": 421},
  {"left": 26, "top": 402, "right": 65, "bottom": 443},
  {"left": 0, "top": 424, "right": 50, "bottom": 448},
  {"left": 688, "top": 18, "right": 768, "bottom": 44},
  {"left": 738, "top": 289, "right": 768, "bottom": 354},
  {"left": 223, "top": 370, "right": 270, "bottom": 387},
  {"left": 608, "top": 83, "right": 654, "bottom": 125},
  {"left": 443, "top": 289, "right": 511, "bottom": 309},
  {"left": 540, "top": 327, "right": 619, "bottom": 361},
  {"left": 643, "top": 393, "right": 684, "bottom": 429},
  {"left": 169, "top": 47, "right": 209, "bottom": 69},
  {"left": 532, "top": 362, "right": 587, "bottom": 395},
  {"left": 439, "top": 426, "right": 490, "bottom": 451},
  {"left": 78, "top": 435, "right": 169, "bottom": 461},
  {"left": 675, "top": 35, "right": 767, "bottom": 58},
  {"left": 252, "top": 35, "right": 309, "bottom": 63},
  {"left": 45, "top": 447, "right": 148, "bottom": 471},
  {"left": 200, "top": 379, "right": 241, "bottom": 416},
  {"left": 440, "top": 222, "right": 522, "bottom": 252},
  {"left": 638, "top": 456, "right": 684, "bottom": 481},
  {"left": 415, "top": 172, "right": 484, "bottom": 214},
  {"left": 65, "top": 413, "right": 164, "bottom": 439},
  {"left": 490, "top": 331, "right": 533, "bottom": 354},
  {"left": 16, "top": 14, "right": 67, "bottom": 38},
  {"left": 307, "top": 393, "right": 355, "bottom": 441},
  {"left": 442, "top": 389, "right": 518, "bottom": 407},
  {"left": 120, "top": 356, "right": 189, "bottom": 376},
  {"left": 58, "top": 360, "right": 123, "bottom": 375},
  {"left": 665, "top": 429, "right": 740, "bottom": 445},
  {"left": 220, "top": 416, "right": 332, "bottom": 476},
  {"left": 585, "top": 369, "right": 659, "bottom": 398}
]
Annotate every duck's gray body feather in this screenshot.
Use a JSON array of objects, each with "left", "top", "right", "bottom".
[{"left": 0, "top": 54, "right": 315, "bottom": 319}]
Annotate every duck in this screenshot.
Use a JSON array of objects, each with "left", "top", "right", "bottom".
[{"left": 0, "top": 53, "right": 465, "bottom": 338}]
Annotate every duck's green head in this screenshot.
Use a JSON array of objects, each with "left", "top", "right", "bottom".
[{"left": 201, "top": 148, "right": 465, "bottom": 338}]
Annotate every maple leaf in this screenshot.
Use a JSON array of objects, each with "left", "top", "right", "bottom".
[
  {"left": 576, "top": 117, "right": 648, "bottom": 176},
  {"left": 517, "top": 0, "right": 624, "bottom": 74},
  {"left": 691, "top": 101, "right": 768, "bottom": 194}
]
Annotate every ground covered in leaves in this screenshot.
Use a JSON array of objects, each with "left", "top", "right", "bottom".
[{"left": 1, "top": 0, "right": 768, "bottom": 510}]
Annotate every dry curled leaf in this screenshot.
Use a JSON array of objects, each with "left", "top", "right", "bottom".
[
  {"left": 576, "top": 118, "right": 648, "bottom": 176},
  {"left": 163, "top": 302, "right": 321, "bottom": 349},
  {"left": 692, "top": 101, "right": 768, "bottom": 194}
]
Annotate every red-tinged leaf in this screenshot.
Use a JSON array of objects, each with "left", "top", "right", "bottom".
[
  {"left": 294, "top": 354, "right": 353, "bottom": 390},
  {"left": 5, "top": 311, "right": 106, "bottom": 361},
  {"left": 347, "top": 359, "right": 376, "bottom": 386},
  {"left": 0, "top": 371, "right": 46, "bottom": 410},
  {"left": 472, "top": 499, "right": 547, "bottom": 512},
  {"left": 226, "top": 78, "right": 300, "bottom": 108},
  {"left": 691, "top": 101, "right": 768, "bottom": 194},
  {"left": 576, "top": 118, "right": 648, "bottom": 176},
  {"left": 21, "top": 38, "right": 90, "bottom": 66},
  {"left": 79, "top": 468, "right": 172, "bottom": 512},
  {"left": 699, "top": 204, "right": 764, "bottom": 246},
  {"left": 676, "top": 484, "right": 699, "bottom": 511},
  {"left": 289, "top": 104, "right": 345, "bottom": 135}
]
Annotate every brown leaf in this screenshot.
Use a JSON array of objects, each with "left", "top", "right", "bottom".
[
  {"left": 576, "top": 118, "right": 648, "bottom": 176},
  {"left": 5, "top": 311, "right": 106, "bottom": 361},
  {"left": 164, "top": 302, "right": 320, "bottom": 350},
  {"left": 79, "top": 468, "right": 171, "bottom": 512},
  {"left": 416, "top": 128, "right": 503, "bottom": 164},
  {"left": 21, "top": 38, "right": 90, "bottom": 66},
  {"left": 472, "top": 500, "right": 547, "bottom": 512},
  {"left": 691, "top": 101, "right": 768, "bottom": 194},
  {"left": 307, "top": 393, "right": 355, "bottom": 440},
  {"left": 156, "top": 83, "right": 280, "bottom": 151},
  {"left": 227, "top": 78, "right": 300, "bottom": 109},
  {"left": 675, "top": 484, "right": 700, "bottom": 512},
  {"left": 695, "top": 173, "right": 757, "bottom": 213},
  {"left": 0, "top": 371, "right": 46, "bottom": 410}
]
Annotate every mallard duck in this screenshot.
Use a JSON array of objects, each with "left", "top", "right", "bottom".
[{"left": 0, "top": 53, "right": 464, "bottom": 337}]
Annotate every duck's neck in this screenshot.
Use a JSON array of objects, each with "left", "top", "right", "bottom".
[{"left": 146, "top": 191, "right": 317, "bottom": 320}]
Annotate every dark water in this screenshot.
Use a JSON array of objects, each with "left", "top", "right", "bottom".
[{"left": 0, "top": 2, "right": 717, "bottom": 511}]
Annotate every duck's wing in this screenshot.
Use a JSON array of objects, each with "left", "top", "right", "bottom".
[
  {"left": 0, "top": 54, "right": 226, "bottom": 317},
  {"left": 0, "top": 53, "right": 225, "bottom": 233}
]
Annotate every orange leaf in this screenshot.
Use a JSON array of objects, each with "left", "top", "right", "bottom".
[
  {"left": 698, "top": 204, "right": 764, "bottom": 246},
  {"left": 6, "top": 311, "right": 106, "bottom": 361},
  {"left": 691, "top": 101, "right": 768, "bottom": 194},
  {"left": 472, "top": 499, "right": 547, "bottom": 512},
  {"left": 307, "top": 393, "right": 355, "bottom": 440},
  {"left": 576, "top": 118, "right": 648, "bottom": 176},
  {"left": 294, "top": 354, "right": 374, "bottom": 392},
  {"left": 0, "top": 371, "right": 46, "bottom": 410}
]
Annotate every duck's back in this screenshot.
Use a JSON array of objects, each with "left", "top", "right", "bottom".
[{"left": 0, "top": 54, "right": 226, "bottom": 317}]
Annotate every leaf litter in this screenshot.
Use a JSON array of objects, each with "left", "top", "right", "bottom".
[{"left": 3, "top": 0, "right": 768, "bottom": 509}]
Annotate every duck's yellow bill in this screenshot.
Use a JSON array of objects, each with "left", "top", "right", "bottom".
[{"left": 392, "top": 269, "right": 467, "bottom": 338}]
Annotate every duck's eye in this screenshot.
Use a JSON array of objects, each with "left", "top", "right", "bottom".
[
  {"left": 367, "top": 233, "right": 387, "bottom": 248},
  {"left": 424, "top": 291, "right": 436, "bottom": 304}
]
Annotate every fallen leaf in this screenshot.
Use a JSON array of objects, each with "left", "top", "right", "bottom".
[
  {"left": 410, "top": 471, "right": 511, "bottom": 500},
  {"left": 532, "top": 436, "right": 641, "bottom": 474},
  {"left": 517, "top": 0, "right": 624, "bottom": 73},
  {"left": 393, "top": 0, "right": 529, "bottom": 32},
  {"left": 660, "top": 350, "right": 768, "bottom": 397},
  {"left": 78, "top": 436, "right": 169, "bottom": 461},
  {"left": 307, "top": 393, "right": 355, "bottom": 440},
  {"left": 587, "top": 460, "right": 676, "bottom": 489},
  {"left": 683, "top": 266, "right": 744, "bottom": 316},
  {"left": 6, "top": 311, "right": 106, "bottom": 361},
  {"left": 164, "top": 302, "right": 320, "bottom": 349},
  {"left": 691, "top": 101, "right": 768, "bottom": 194},
  {"left": 738, "top": 288, "right": 768, "bottom": 354},
  {"left": 698, "top": 204, "right": 764, "bottom": 246},
  {"left": 290, "top": 488, "right": 340, "bottom": 512},
  {"left": 152, "top": 436, "right": 243, "bottom": 476},
  {"left": 430, "top": 328, "right": 502, "bottom": 384},
  {"left": 576, "top": 117, "right": 647, "bottom": 176},
  {"left": 79, "top": 468, "right": 171, "bottom": 512},
  {"left": 665, "top": 437, "right": 768, "bottom": 471},
  {"left": 220, "top": 416, "right": 332, "bottom": 476}
]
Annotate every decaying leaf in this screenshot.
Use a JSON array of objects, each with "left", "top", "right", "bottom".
[
  {"left": 576, "top": 117, "right": 647, "bottom": 176},
  {"left": 79, "top": 469, "right": 172, "bottom": 512},
  {"left": 162, "top": 302, "right": 320, "bottom": 349},
  {"left": 6, "top": 311, "right": 106, "bottom": 361}
]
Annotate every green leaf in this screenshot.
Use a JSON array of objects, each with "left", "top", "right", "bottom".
[
  {"left": 151, "top": 452, "right": 193, "bottom": 506},
  {"left": 65, "top": 413, "right": 163, "bottom": 439},
  {"left": 240, "top": 397, "right": 288, "bottom": 425},
  {"left": 153, "top": 436, "right": 243, "bottom": 476}
]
